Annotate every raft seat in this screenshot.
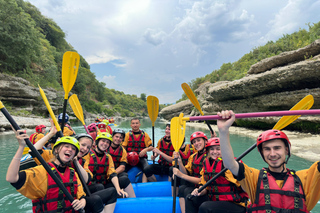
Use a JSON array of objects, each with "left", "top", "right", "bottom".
[
  {"left": 114, "top": 197, "right": 181, "bottom": 213},
  {"left": 132, "top": 182, "right": 172, "bottom": 197}
]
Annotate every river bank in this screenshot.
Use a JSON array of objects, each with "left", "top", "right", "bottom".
[
  {"left": 1, "top": 113, "right": 318, "bottom": 162},
  {"left": 186, "top": 122, "right": 320, "bottom": 162}
]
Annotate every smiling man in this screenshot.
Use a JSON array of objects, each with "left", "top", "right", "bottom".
[{"left": 217, "top": 110, "right": 320, "bottom": 213}]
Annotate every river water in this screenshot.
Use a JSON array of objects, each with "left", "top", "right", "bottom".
[{"left": 0, "top": 118, "right": 319, "bottom": 212}]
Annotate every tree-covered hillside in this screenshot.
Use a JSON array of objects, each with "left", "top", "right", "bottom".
[
  {"left": 177, "top": 22, "right": 320, "bottom": 102},
  {"left": 0, "top": 0, "right": 157, "bottom": 117}
]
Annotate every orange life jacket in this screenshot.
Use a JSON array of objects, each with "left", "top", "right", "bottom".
[
  {"left": 32, "top": 163, "right": 78, "bottom": 213},
  {"left": 248, "top": 168, "right": 309, "bottom": 213},
  {"left": 203, "top": 157, "right": 249, "bottom": 204}
]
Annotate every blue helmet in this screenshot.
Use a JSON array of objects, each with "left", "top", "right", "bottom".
[{"left": 58, "top": 113, "right": 69, "bottom": 123}]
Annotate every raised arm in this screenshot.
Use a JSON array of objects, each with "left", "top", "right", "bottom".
[
  {"left": 6, "top": 129, "right": 28, "bottom": 183},
  {"left": 33, "top": 119, "right": 57, "bottom": 150},
  {"left": 217, "top": 110, "right": 239, "bottom": 176}
]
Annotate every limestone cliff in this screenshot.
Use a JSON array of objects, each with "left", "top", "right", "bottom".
[{"left": 160, "top": 39, "right": 320, "bottom": 128}]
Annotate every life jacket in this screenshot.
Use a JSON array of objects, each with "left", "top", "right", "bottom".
[
  {"left": 99, "top": 129, "right": 107, "bottom": 133},
  {"left": 126, "top": 130, "right": 147, "bottom": 157},
  {"left": 88, "top": 150, "right": 110, "bottom": 185},
  {"left": 29, "top": 133, "right": 39, "bottom": 144},
  {"left": 180, "top": 144, "right": 195, "bottom": 166},
  {"left": 32, "top": 163, "right": 78, "bottom": 213},
  {"left": 192, "top": 151, "right": 206, "bottom": 179},
  {"left": 158, "top": 137, "right": 174, "bottom": 166},
  {"left": 89, "top": 132, "right": 97, "bottom": 141},
  {"left": 248, "top": 168, "right": 309, "bottom": 213},
  {"left": 203, "top": 158, "right": 249, "bottom": 204},
  {"left": 108, "top": 145, "right": 124, "bottom": 169}
]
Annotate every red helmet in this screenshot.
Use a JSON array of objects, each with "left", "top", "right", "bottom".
[
  {"left": 257, "top": 129, "right": 291, "bottom": 159},
  {"left": 35, "top": 125, "right": 46, "bottom": 133},
  {"left": 87, "top": 123, "right": 97, "bottom": 132},
  {"left": 98, "top": 123, "right": 106, "bottom": 129},
  {"left": 205, "top": 137, "right": 220, "bottom": 148},
  {"left": 190, "top": 131, "right": 207, "bottom": 143},
  {"left": 127, "top": 152, "right": 139, "bottom": 166}
]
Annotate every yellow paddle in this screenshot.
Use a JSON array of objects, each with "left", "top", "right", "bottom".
[
  {"left": 171, "top": 113, "right": 186, "bottom": 213},
  {"left": 147, "top": 95, "right": 159, "bottom": 163},
  {"left": 0, "top": 101, "right": 85, "bottom": 213},
  {"left": 189, "top": 94, "right": 314, "bottom": 198},
  {"left": 39, "top": 87, "right": 92, "bottom": 196},
  {"left": 273, "top": 94, "right": 314, "bottom": 130},
  {"left": 39, "top": 85, "right": 62, "bottom": 135},
  {"left": 69, "top": 94, "right": 89, "bottom": 133},
  {"left": 60, "top": 51, "right": 80, "bottom": 130},
  {"left": 181, "top": 83, "right": 215, "bottom": 135}
]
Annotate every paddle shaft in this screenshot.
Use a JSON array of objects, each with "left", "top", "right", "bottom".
[
  {"left": 172, "top": 159, "right": 178, "bottom": 213},
  {"left": 152, "top": 126, "right": 155, "bottom": 164},
  {"left": 205, "top": 120, "right": 215, "bottom": 135},
  {"left": 188, "top": 109, "right": 320, "bottom": 121},
  {"left": 73, "top": 159, "right": 92, "bottom": 196},
  {"left": 60, "top": 99, "right": 68, "bottom": 131},
  {"left": 0, "top": 106, "right": 84, "bottom": 213},
  {"left": 187, "top": 143, "right": 257, "bottom": 199}
]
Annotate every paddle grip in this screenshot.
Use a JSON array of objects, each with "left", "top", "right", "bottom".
[
  {"left": 60, "top": 99, "right": 68, "bottom": 131},
  {"left": 187, "top": 143, "right": 257, "bottom": 200},
  {"left": 0, "top": 107, "right": 84, "bottom": 213}
]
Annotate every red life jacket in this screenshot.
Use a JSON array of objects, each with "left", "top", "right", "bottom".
[
  {"left": 179, "top": 144, "right": 195, "bottom": 166},
  {"left": 107, "top": 145, "right": 124, "bottom": 169},
  {"left": 100, "top": 129, "right": 107, "bottom": 133},
  {"left": 32, "top": 163, "right": 78, "bottom": 213},
  {"left": 158, "top": 137, "right": 174, "bottom": 166},
  {"left": 248, "top": 168, "right": 309, "bottom": 213},
  {"left": 192, "top": 151, "right": 206, "bottom": 178},
  {"left": 88, "top": 150, "right": 110, "bottom": 185},
  {"left": 89, "top": 132, "right": 97, "bottom": 141},
  {"left": 29, "top": 133, "right": 39, "bottom": 144},
  {"left": 126, "top": 130, "right": 147, "bottom": 157},
  {"left": 203, "top": 158, "right": 249, "bottom": 204}
]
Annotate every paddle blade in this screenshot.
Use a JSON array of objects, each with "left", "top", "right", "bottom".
[
  {"left": 62, "top": 51, "right": 80, "bottom": 99},
  {"left": 23, "top": 147, "right": 30, "bottom": 155},
  {"left": 38, "top": 85, "right": 62, "bottom": 132},
  {"left": 273, "top": 95, "right": 314, "bottom": 130},
  {"left": 147, "top": 96, "right": 159, "bottom": 126},
  {"left": 69, "top": 94, "right": 85, "bottom": 125},
  {"left": 171, "top": 116, "right": 186, "bottom": 152},
  {"left": 181, "top": 83, "right": 204, "bottom": 115}
]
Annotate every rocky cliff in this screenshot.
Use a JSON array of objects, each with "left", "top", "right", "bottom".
[{"left": 160, "top": 39, "right": 320, "bottom": 129}]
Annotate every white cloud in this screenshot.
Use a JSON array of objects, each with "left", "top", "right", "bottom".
[
  {"left": 26, "top": 0, "right": 320, "bottom": 103},
  {"left": 143, "top": 28, "right": 168, "bottom": 46},
  {"left": 85, "top": 52, "right": 121, "bottom": 65}
]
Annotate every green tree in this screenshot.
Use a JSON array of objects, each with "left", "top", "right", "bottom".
[{"left": 140, "top": 93, "right": 146, "bottom": 101}]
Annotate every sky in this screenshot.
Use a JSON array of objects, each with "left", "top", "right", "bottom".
[{"left": 26, "top": 0, "right": 320, "bottom": 104}]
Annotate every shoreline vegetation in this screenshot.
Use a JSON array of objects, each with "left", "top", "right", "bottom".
[{"left": 1, "top": 114, "right": 319, "bottom": 162}]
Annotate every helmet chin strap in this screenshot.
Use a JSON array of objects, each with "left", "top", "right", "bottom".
[
  {"left": 95, "top": 142, "right": 105, "bottom": 154},
  {"left": 111, "top": 142, "right": 120, "bottom": 149}
]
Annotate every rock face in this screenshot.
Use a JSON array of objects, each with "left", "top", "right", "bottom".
[
  {"left": 0, "top": 73, "right": 64, "bottom": 115},
  {"left": 160, "top": 39, "right": 320, "bottom": 125}
]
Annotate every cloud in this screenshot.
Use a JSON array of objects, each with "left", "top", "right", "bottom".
[
  {"left": 143, "top": 28, "right": 167, "bottom": 46},
  {"left": 85, "top": 52, "right": 121, "bottom": 65},
  {"left": 99, "top": 75, "right": 118, "bottom": 89}
]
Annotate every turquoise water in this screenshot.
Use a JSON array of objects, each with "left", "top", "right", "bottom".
[{"left": 0, "top": 118, "right": 319, "bottom": 212}]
